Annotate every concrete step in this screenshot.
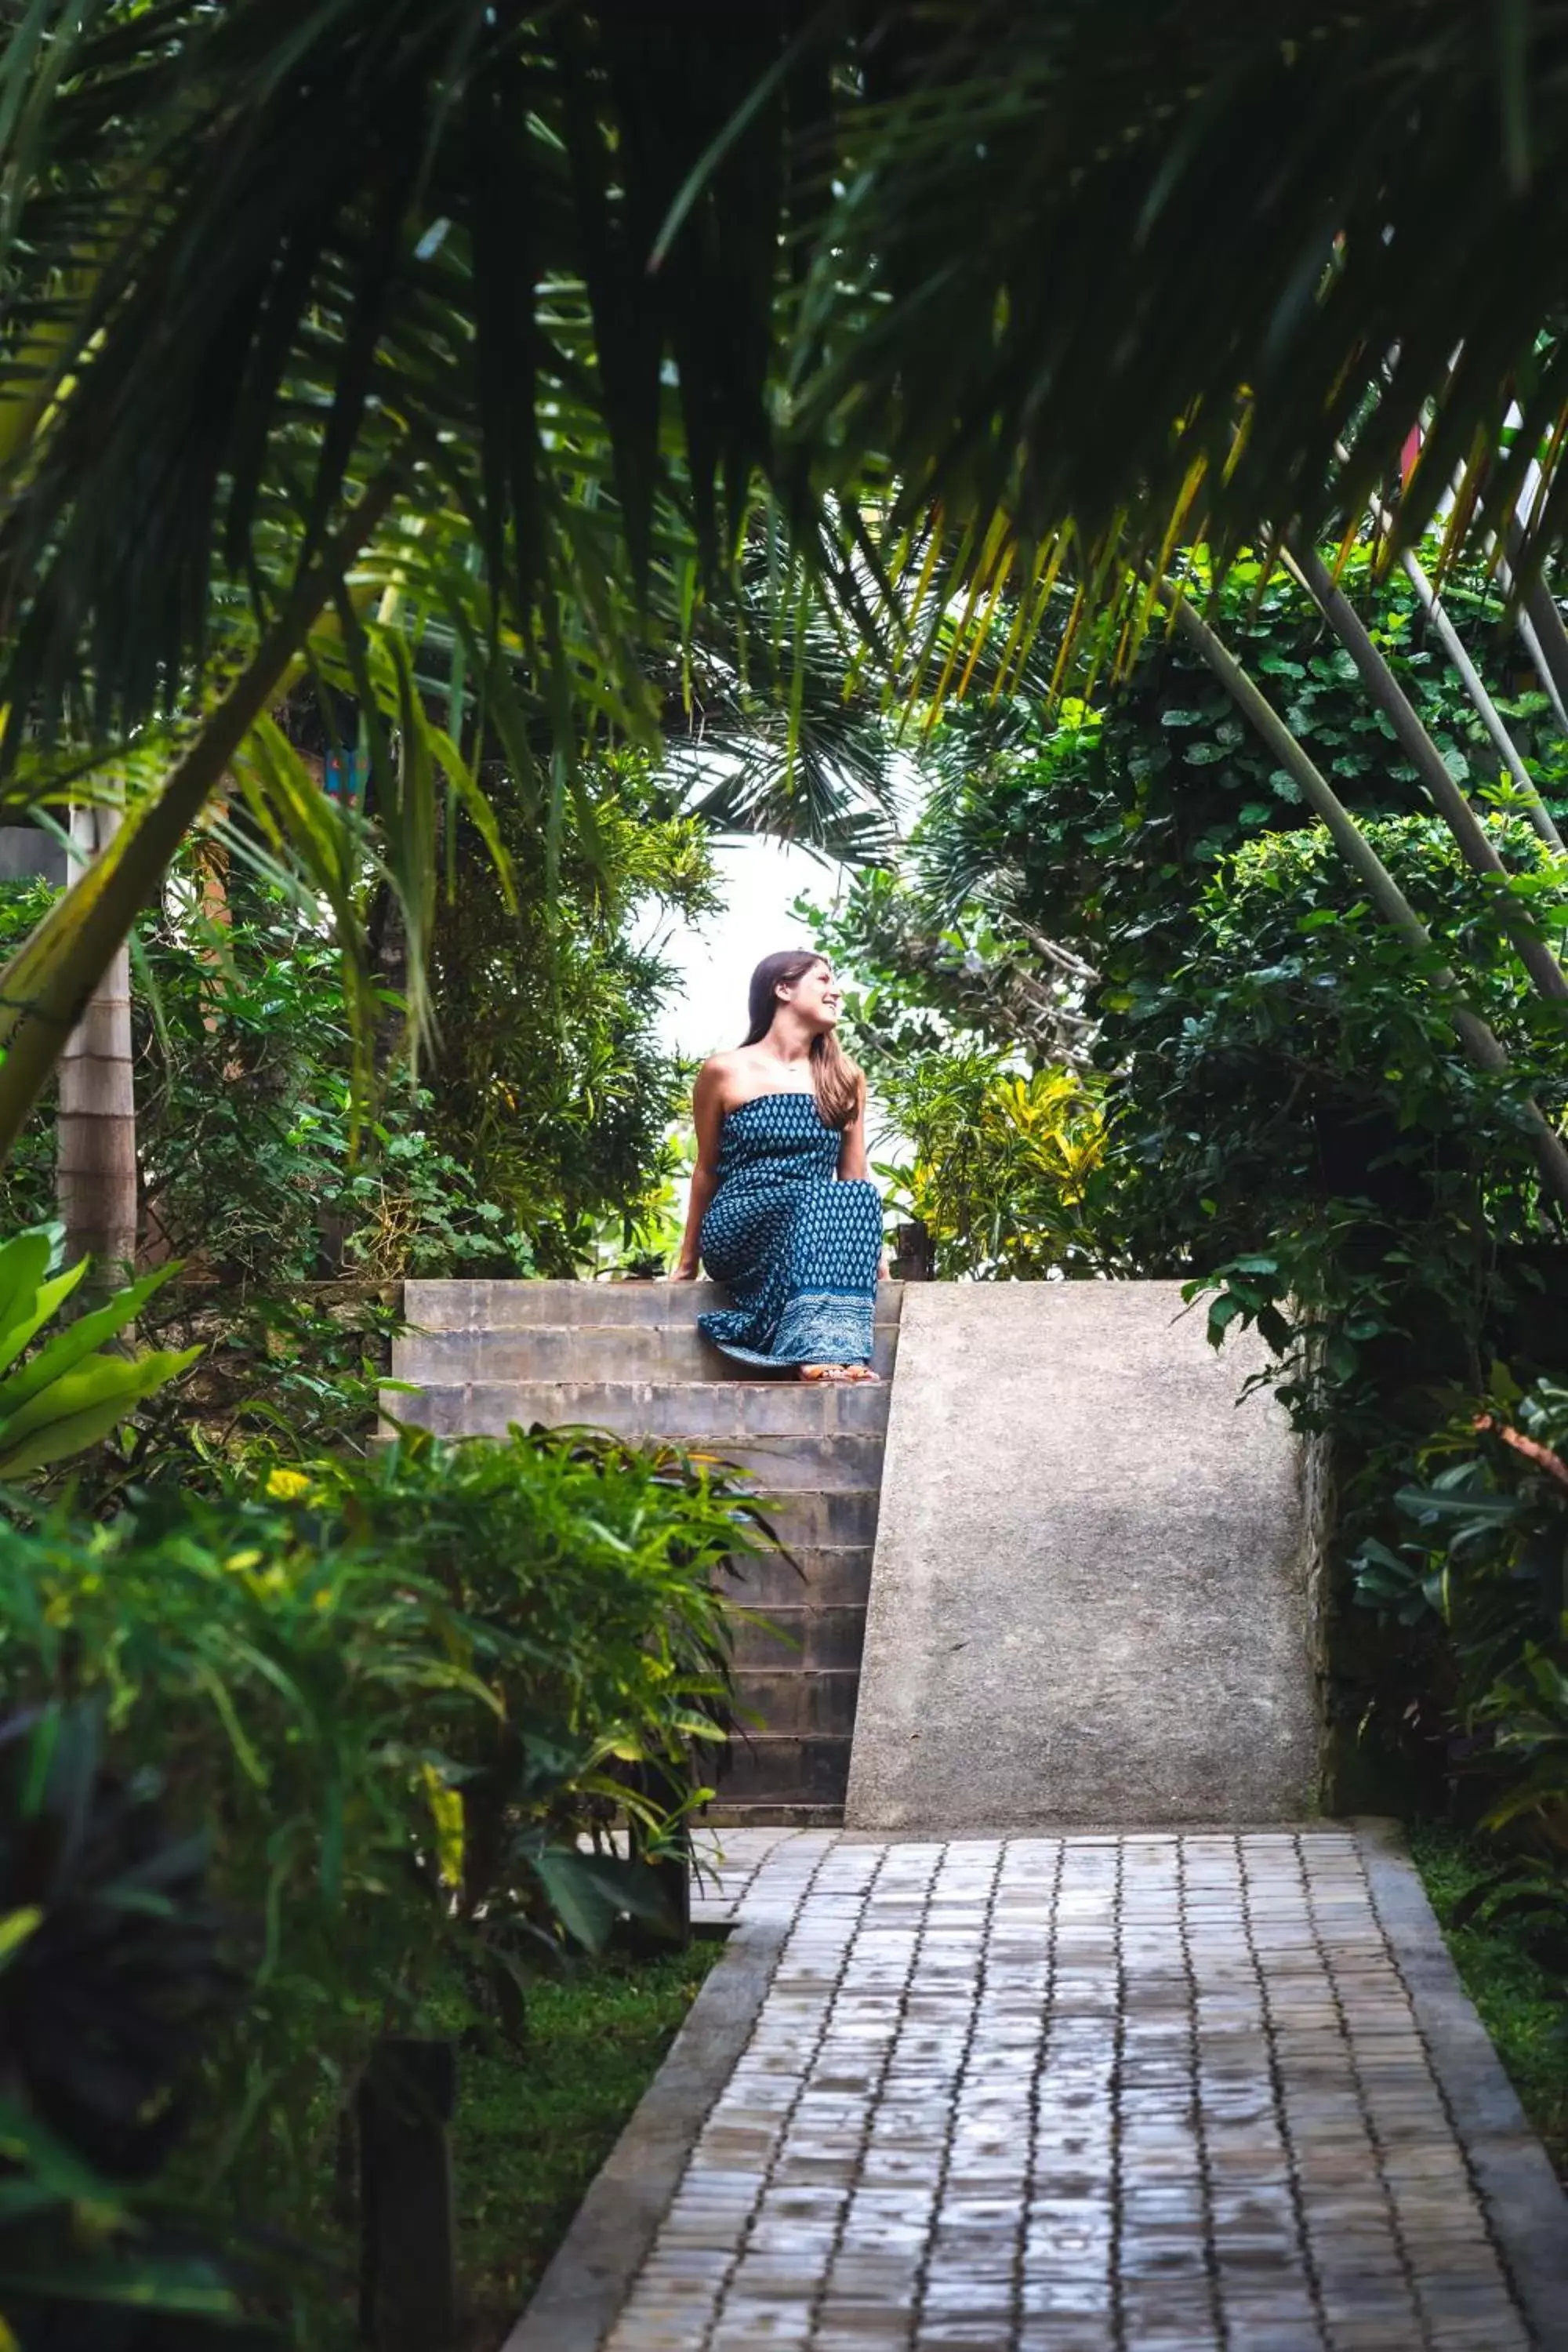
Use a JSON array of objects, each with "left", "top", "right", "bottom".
[
  {"left": 405, "top": 1277, "right": 904, "bottom": 1333},
  {"left": 730, "top": 1604, "right": 866, "bottom": 1673},
  {"left": 737, "top": 1487, "right": 880, "bottom": 1548},
  {"left": 731, "top": 1668, "right": 860, "bottom": 1740},
  {"left": 389, "top": 1377, "right": 892, "bottom": 1445},
  {"left": 722, "top": 1543, "right": 874, "bottom": 1613},
  {"left": 712, "top": 1733, "right": 851, "bottom": 1809},
  {"left": 389, "top": 1279, "right": 905, "bottom": 1828},
  {"left": 695, "top": 1434, "right": 891, "bottom": 1493},
  {"left": 395, "top": 1319, "right": 900, "bottom": 1385}
]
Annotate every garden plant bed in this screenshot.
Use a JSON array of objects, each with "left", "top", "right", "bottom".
[
  {"left": 447, "top": 1938, "right": 726, "bottom": 2350},
  {"left": 1410, "top": 1823, "right": 1568, "bottom": 2181}
]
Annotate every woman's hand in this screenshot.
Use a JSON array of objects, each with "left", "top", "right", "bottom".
[
  {"left": 669, "top": 1258, "right": 700, "bottom": 1283},
  {"left": 877, "top": 1250, "right": 891, "bottom": 1282}
]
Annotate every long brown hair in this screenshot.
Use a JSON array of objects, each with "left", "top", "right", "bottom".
[{"left": 742, "top": 949, "right": 862, "bottom": 1130}]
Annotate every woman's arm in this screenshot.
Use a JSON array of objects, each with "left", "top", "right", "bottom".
[
  {"left": 838, "top": 1077, "right": 891, "bottom": 1277},
  {"left": 670, "top": 1060, "right": 726, "bottom": 1279},
  {"left": 838, "top": 1074, "right": 871, "bottom": 1181}
]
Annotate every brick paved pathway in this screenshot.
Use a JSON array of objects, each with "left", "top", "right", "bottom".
[{"left": 597, "top": 1828, "right": 1538, "bottom": 2352}]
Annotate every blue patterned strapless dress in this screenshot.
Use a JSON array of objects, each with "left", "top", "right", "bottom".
[{"left": 698, "top": 1092, "right": 882, "bottom": 1368}]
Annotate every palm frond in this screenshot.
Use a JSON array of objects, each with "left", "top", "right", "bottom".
[
  {"left": 789, "top": 2, "right": 1568, "bottom": 586},
  {"left": 0, "top": 0, "right": 838, "bottom": 752}
]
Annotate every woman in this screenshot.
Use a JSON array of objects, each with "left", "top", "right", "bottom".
[{"left": 670, "top": 949, "right": 885, "bottom": 1381}]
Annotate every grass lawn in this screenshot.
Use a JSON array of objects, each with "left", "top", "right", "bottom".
[
  {"left": 452, "top": 1936, "right": 724, "bottom": 2350},
  {"left": 1408, "top": 1822, "right": 1568, "bottom": 2180}
]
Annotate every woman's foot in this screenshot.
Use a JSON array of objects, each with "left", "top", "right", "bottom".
[{"left": 800, "top": 1363, "right": 880, "bottom": 1383}]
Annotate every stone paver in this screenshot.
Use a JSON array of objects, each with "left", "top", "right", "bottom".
[{"left": 596, "top": 1828, "right": 1539, "bottom": 2352}]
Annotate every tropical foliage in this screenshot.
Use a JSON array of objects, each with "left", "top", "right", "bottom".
[
  {"left": 424, "top": 763, "right": 718, "bottom": 1273},
  {"left": 6, "top": 0, "right": 1568, "bottom": 2325},
  {"left": 873, "top": 1052, "right": 1116, "bottom": 1281},
  {"left": 784, "top": 6, "right": 1568, "bottom": 561},
  {"left": 0, "top": 1704, "right": 260, "bottom": 2347},
  {"left": 0, "top": 774, "right": 709, "bottom": 1504},
  {"left": 818, "top": 546, "right": 1568, "bottom": 1821},
  {"left": 1352, "top": 1374, "right": 1568, "bottom": 1974},
  {"left": 0, "top": 0, "right": 902, "bottom": 1164},
  {"left": 0, "top": 1424, "right": 767, "bottom": 2342},
  {"left": 3, "top": 2, "right": 1566, "bottom": 1170},
  {"left": 0, "top": 1230, "right": 198, "bottom": 1481},
  {"left": 0, "top": 779, "right": 707, "bottom": 1287}
]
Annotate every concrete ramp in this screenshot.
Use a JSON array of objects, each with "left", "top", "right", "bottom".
[{"left": 844, "top": 1283, "right": 1318, "bottom": 1829}]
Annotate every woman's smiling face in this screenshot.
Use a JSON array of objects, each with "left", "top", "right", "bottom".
[{"left": 782, "top": 959, "right": 841, "bottom": 1030}]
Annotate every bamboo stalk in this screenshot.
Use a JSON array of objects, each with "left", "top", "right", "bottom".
[
  {"left": 1163, "top": 586, "right": 1568, "bottom": 1218},
  {"left": 1396, "top": 547, "right": 1565, "bottom": 855},
  {"left": 1490, "top": 529, "right": 1568, "bottom": 737},
  {"left": 1504, "top": 516, "right": 1568, "bottom": 734},
  {"left": 1518, "top": 604, "right": 1568, "bottom": 738},
  {"left": 1334, "top": 441, "right": 1565, "bottom": 856},
  {"left": 1285, "top": 537, "right": 1568, "bottom": 1006}
]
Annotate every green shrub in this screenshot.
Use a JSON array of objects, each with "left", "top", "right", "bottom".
[
  {"left": 296, "top": 1424, "right": 764, "bottom": 1938},
  {"left": 1355, "top": 1372, "right": 1568, "bottom": 1857},
  {"left": 0, "top": 1704, "right": 267, "bottom": 2348},
  {"left": 0, "top": 1426, "right": 767, "bottom": 2330},
  {"left": 876, "top": 1049, "right": 1118, "bottom": 1278},
  {"left": 90, "top": 1282, "right": 404, "bottom": 1504}
]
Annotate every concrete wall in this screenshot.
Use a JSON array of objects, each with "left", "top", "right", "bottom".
[
  {"left": 0, "top": 826, "right": 65, "bottom": 886},
  {"left": 844, "top": 1283, "right": 1319, "bottom": 1830}
]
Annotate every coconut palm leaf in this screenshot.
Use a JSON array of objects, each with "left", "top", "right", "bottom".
[
  {"left": 787, "top": 2, "right": 1568, "bottom": 588},
  {"left": 0, "top": 0, "right": 891, "bottom": 1161},
  {"left": 652, "top": 522, "right": 902, "bottom": 859},
  {"left": 0, "top": 0, "right": 840, "bottom": 754}
]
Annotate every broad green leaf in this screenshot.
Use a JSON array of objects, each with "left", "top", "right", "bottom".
[
  {"left": 0, "top": 1345, "right": 201, "bottom": 1478},
  {"left": 0, "top": 1247, "right": 84, "bottom": 1374},
  {"left": 0, "top": 1231, "right": 51, "bottom": 1345},
  {"left": 0, "top": 1261, "right": 180, "bottom": 1415}
]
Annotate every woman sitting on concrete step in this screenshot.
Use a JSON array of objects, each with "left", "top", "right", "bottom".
[{"left": 670, "top": 949, "right": 885, "bottom": 1382}]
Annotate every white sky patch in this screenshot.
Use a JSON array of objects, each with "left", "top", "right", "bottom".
[
  {"left": 644, "top": 833, "right": 857, "bottom": 1062},
  {"left": 644, "top": 746, "right": 924, "bottom": 1062}
]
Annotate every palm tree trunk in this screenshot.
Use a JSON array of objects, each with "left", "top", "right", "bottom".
[
  {"left": 1163, "top": 584, "right": 1568, "bottom": 1218},
  {"left": 55, "top": 804, "right": 136, "bottom": 1277},
  {"left": 1284, "top": 538, "right": 1568, "bottom": 1006}
]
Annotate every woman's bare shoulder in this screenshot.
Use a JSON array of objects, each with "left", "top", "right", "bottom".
[
  {"left": 702, "top": 1046, "right": 764, "bottom": 1078},
  {"left": 694, "top": 1048, "right": 753, "bottom": 1104}
]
